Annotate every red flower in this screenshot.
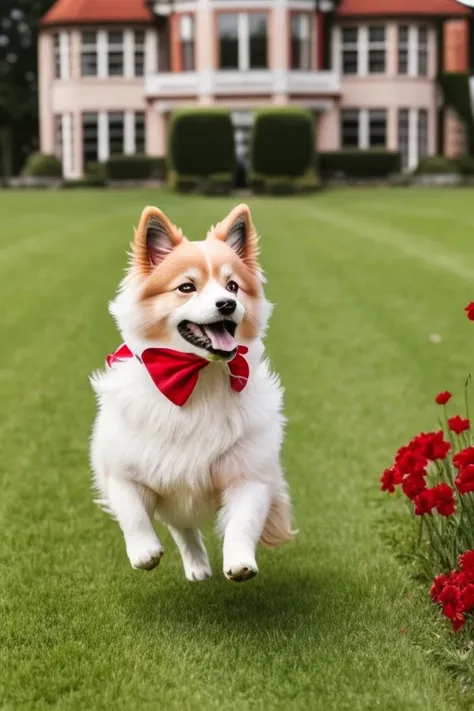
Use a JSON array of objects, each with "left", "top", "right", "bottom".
[
  {"left": 430, "top": 573, "right": 450, "bottom": 601},
  {"left": 435, "top": 391, "right": 452, "bottom": 405},
  {"left": 455, "top": 465, "right": 474, "bottom": 495},
  {"left": 414, "top": 488, "right": 436, "bottom": 515},
  {"left": 453, "top": 447, "right": 474, "bottom": 469},
  {"left": 380, "top": 467, "right": 402, "bottom": 493},
  {"left": 439, "top": 584, "right": 461, "bottom": 618},
  {"left": 411, "top": 431, "right": 451, "bottom": 461},
  {"left": 448, "top": 415, "right": 470, "bottom": 435},
  {"left": 465, "top": 302, "right": 474, "bottom": 321},
  {"left": 459, "top": 584, "right": 474, "bottom": 614},
  {"left": 460, "top": 550, "right": 474, "bottom": 572},
  {"left": 395, "top": 448, "right": 428, "bottom": 476},
  {"left": 432, "top": 483, "right": 456, "bottom": 516},
  {"left": 402, "top": 473, "right": 426, "bottom": 500}
]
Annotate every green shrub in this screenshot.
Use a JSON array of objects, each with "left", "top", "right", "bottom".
[
  {"left": 249, "top": 169, "right": 319, "bottom": 195},
  {"left": 202, "top": 172, "right": 233, "bottom": 196},
  {"left": 105, "top": 154, "right": 166, "bottom": 181},
  {"left": 250, "top": 108, "right": 314, "bottom": 177},
  {"left": 319, "top": 150, "right": 401, "bottom": 179},
  {"left": 415, "top": 156, "right": 458, "bottom": 174},
  {"left": 438, "top": 72, "right": 474, "bottom": 154},
  {"left": 454, "top": 155, "right": 474, "bottom": 176},
  {"left": 168, "top": 110, "right": 235, "bottom": 177},
  {"left": 22, "top": 152, "right": 62, "bottom": 178}
]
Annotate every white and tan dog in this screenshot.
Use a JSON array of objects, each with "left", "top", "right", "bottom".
[{"left": 89, "top": 203, "right": 294, "bottom": 582}]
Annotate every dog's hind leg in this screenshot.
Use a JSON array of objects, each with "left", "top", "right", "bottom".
[
  {"left": 107, "top": 477, "right": 163, "bottom": 571},
  {"left": 168, "top": 527, "right": 212, "bottom": 582},
  {"left": 218, "top": 480, "right": 272, "bottom": 583}
]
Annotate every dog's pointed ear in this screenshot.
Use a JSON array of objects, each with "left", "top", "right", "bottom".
[
  {"left": 212, "top": 204, "right": 259, "bottom": 272},
  {"left": 131, "top": 206, "right": 183, "bottom": 273}
]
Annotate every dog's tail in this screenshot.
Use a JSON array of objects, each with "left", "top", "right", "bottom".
[{"left": 260, "top": 487, "right": 297, "bottom": 548}]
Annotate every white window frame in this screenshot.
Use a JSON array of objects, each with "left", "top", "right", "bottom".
[
  {"left": 81, "top": 30, "right": 99, "bottom": 77},
  {"left": 218, "top": 12, "right": 269, "bottom": 71},
  {"left": 107, "top": 30, "right": 125, "bottom": 77},
  {"left": 400, "top": 24, "right": 431, "bottom": 77},
  {"left": 81, "top": 29, "right": 145, "bottom": 78},
  {"left": 290, "top": 13, "right": 315, "bottom": 71},
  {"left": 55, "top": 113, "right": 74, "bottom": 178},
  {"left": 54, "top": 31, "right": 70, "bottom": 80},
  {"left": 179, "top": 15, "right": 195, "bottom": 71},
  {"left": 341, "top": 108, "right": 387, "bottom": 149},
  {"left": 340, "top": 25, "right": 359, "bottom": 75},
  {"left": 338, "top": 23, "right": 388, "bottom": 76},
  {"left": 397, "top": 107, "right": 430, "bottom": 171},
  {"left": 86, "top": 111, "right": 146, "bottom": 164},
  {"left": 133, "top": 28, "right": 146, "bottom": 76},
  {"left": 367, "top": 25, "right": 386, "bottom": 75}
]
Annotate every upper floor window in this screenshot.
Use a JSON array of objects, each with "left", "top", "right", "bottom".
[
  {"left": 134, "top": 30, "right": 145, "bottom": 76},
  {"left": 418, "top": 26, "right": 428, "bottom": 76},
  {"left": 397, "top": 25, "right": 429, "bottom": 76},
  {"left": 341, "top": 26, "right": 358, "bottom": 74},
  {"left": 291, "top": 13, "right": 313, "bottom": 70},
  {"left": 368, "top": 26, "right": 385, "bottom": 73},
  {"left": 108, "top": 30, "right": 124, "bottom": 76},
  {"left": 81, "top": 29, "right": 146, "bottom": 78},
  {"left": 217, "top": 12, "right": 268, "bottom": 70},
  {"left": 180, "top": 15, "right": 195, "bottom": 71},
  {"left": 81, "top": 31, "right": 98, "bottom": 76},
  {"left": 53, "top": 33, "right": 61, "bottom": 78},
  {"left": 340, "top": 25, "right": 386, "bottom": 76},
  {"left": 53, "top": 31, "right": 70, "bottom": 79}
]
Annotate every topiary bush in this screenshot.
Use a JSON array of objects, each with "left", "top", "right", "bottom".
[
  {"left": 319, "top": 150, "right": 401, "bottom": 179},
  {"left": 250, "top": 108, "right": 314, "bottom": 178},
  {"left": 22, "top": 152, "right": 62, "bottom": 178},
  {"left": 106, "top": 155, "right": 166, "bottom": 181},
  {"left": 167, "top": 110, "right": 235, "bottom": 178}
]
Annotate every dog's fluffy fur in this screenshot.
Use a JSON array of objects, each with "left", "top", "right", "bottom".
[{"left": 89, "top": 203, "right": 294, "bottom": 582}]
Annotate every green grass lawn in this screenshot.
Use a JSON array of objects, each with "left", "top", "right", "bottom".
[{"left": 3, "top": 187, "right": 474, "bottom": 710}]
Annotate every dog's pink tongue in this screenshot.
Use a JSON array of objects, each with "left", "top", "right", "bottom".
[{"left": 202, "top": 324, "right": 236, "bottom": 352}]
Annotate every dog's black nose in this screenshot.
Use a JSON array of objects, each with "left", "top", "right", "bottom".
[{"left": 216, "top": 299, "right": 237, "bottom": 316}]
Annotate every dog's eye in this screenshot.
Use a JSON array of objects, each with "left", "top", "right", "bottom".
[
  {"left": 226, "top": 280, "right": 239, "bottom": 294},
  {"left": 178, "top": 283, "right": 196, "bottom": 294}
]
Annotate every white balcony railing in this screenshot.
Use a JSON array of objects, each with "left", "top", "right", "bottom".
[
  {"left": 145, "top": 69, "right": 340, "bottom": 99},
  {"left": 144, "top": 72, "right": 200, "bottom": 97}
]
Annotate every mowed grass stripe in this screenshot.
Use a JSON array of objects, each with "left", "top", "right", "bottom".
[{"left": 0, "top": 189, "right": 471, "bottom": 711}]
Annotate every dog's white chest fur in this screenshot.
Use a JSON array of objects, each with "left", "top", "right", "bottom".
[{"left": 91, "top": 346, "right": 284, "bottom": 527}]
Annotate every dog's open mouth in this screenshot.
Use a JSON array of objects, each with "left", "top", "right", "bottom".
[{"left": 178, "top": 320, "right": 237, "bottom": 359}]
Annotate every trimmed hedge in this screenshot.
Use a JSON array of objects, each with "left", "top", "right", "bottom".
[
  {"left": 250, "top": 108, "right": 314, "bottom": 177},
  {"left": 105, "top": 154, "right": 166, "bottom": 181},
  {"left": 318, "top": 150, "right": 401, "bottom": 179},
  {"left": 249, "top": 170, "right": 320, "bottom": 195},
  {"left": 22, "top": 152, "right": 62, "bottom": 178},
  {"left": 438, "top": 72, "right": 474, "bottom": 155},
  {"left": 415, "top": 155, "right": 458, "bottom": 174},
  {"left": 169, "top": 171, "right": 233, "bottom": 196},
  {"left": 167, "top": 110, "right": 235, "bottom": 177}
]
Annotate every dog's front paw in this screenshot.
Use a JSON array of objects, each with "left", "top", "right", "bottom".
[
  {"left": 184, "top": 560, "right": 213, "bottom": 582},
  {"left": 127, "top": 537, "right": 164, "bottom": 571},
  {"left": 224, "top": 559, "right": 258, "bottom": 583}
]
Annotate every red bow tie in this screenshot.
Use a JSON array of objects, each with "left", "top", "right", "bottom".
[{"left": 106, "top": 344, "right": 249, "bottom": 407}]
